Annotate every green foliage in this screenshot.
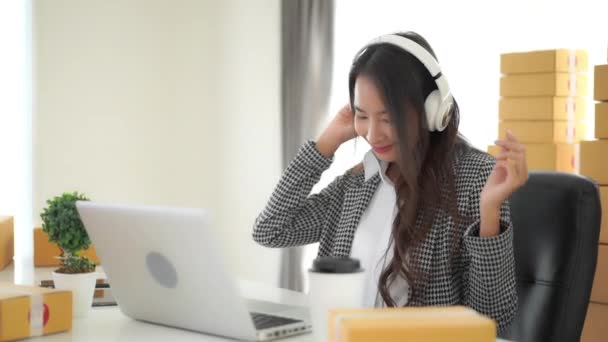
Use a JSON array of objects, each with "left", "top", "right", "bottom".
[
  {"left": 40, "top": 192, "right": 95, "bottom": 273},
  {"left": 57, "top": 251, "right": 96, "bottom": 274}
]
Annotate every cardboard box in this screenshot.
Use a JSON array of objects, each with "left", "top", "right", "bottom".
[
  {"left": 498, "top": 121, "right": 586, "bottom": 144},
  {"left": 500, "top": 73, "right": 588, "bottom": 97},
  {"left": 601, "top": 187, "right": 608, "bottom": 244},
  {"left": 591, "top": 244, "right": 608, "bottom": 304},
  {"left": 0, "top": 282, "right": 72, "bottom": 341},
  {"left": 581, "top": 302, "right": 608, "bottom": 342},
  {"left": 596, "top": 103, "right": 608, "bottom": 139},
  {"left": 501, "top": 49, "right": 588, "bottom": 74},
  {"left": 580, "top": 140, "right": 608, "bottom": 185},
  {"left": 0, "top": 217, "right": 13, "bottom": 271},
  {"left": 487, "top": 143, "right": 579, "bottom": 173},
  {"left": 499, "top": 97, "right": 586, "bottom": 121},
  {"left": 595, "top": 65, "right": 608, "bottom": 102},
  {"left": 328, "top": 306, "right": 495, "bottom": 342},
  {"left": 34, "top": 228, "right": 100, "bottom": 267}
]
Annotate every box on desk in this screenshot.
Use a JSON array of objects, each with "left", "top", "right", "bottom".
[
  {"left": 500, "top": 73, "right": 588, "bottom": 97},
  {"left": 595, "top": 65, "right": 608, "bottom": 102},
  {"left": 328, "top": 306, "right": 495, "bottom": 342},
  {"left": 487, "top": 143, "right": 579, "bottom": 173},
  {"left": 499, "top": 97, "right": 586, "bottom": 121},
  {"left": 595, "top": 103, "right": 608, "bottom": 139},
  {"left": 0, "top": 217, "right": 13, "bottom": 271},
  {"left": 501, "top": 49, "right": 588, "bottom": 74},
  {"left": 34, "top": 228, "right": 100, "bottom": 267},
  {"left": 498, "top": 121, "right": 586, "bottom": 144},
  {"left": 580, "top": 140, "right": 608, "bottom": 185},
  {"left": 0, "top": 282, "right": 72, "bottom": 341}
]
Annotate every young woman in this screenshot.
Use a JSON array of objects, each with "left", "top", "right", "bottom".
[{"left": 253, "top": 31, "right": 527, "bottom": 332}]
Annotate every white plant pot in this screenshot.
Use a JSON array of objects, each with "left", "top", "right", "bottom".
[{"left": 52, "top": 270, "right": 98, "bottom": 318}]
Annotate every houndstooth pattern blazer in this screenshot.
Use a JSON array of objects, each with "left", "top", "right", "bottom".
[{"left": 253, "top": 140, "right": 517, "bottom": 333}]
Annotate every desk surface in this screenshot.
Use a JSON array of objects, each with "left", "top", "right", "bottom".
[{"left": 1, "top": 264, "right": 511, "bottom": 341}]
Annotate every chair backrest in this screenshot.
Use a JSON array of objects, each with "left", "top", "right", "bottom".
[{"left": 500, "top": 171, "right": 602, "bottom": 342}]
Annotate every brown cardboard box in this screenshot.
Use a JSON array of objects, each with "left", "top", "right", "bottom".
[
  {"left": 500, "top": 73, "right": 588, "bottom": 97},
  {"left": 328, "top": 306, "right": 495, "bottom": 342},
  {"left": 581, "top": 303, "right": 608, "bottom": 342},
  {"left": 0, "top": 282, "right": 72, "bottom": 341},
  {"left": 601, "top": 187, "right": 608, "bottom": 244},
  {"left": 596, "top": 103, "right": 608, "bottom": 139},
  {"left": 580, "top": 140, "right": 608, "bottom": 185},
  {"left": 591, "top": 245, "right": 608, "bottom": 304},
  {"left": 595, "top": 65, "right": 608, "bottom": 102},
  {"left": 501, "top": 49, "right": 588, "bottom": 74},
  {"left": 34, "top": 228, "right": 100, "bottom": 266},
  {"left": 498, "top": 121, "right": 586, "bottom": 144},
  {"left": 487, "top": 143, "right": 579, "bottom": 173},
  {"left": 499, "top": 97, "right": 586, "bottom": 121},
  {"left": 0, "top": 217, "right": 13, "bottom": 271}
]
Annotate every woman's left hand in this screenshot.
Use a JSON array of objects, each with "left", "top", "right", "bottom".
[{"left": 479, "top": 130, "right": 529, "bottom": 236}]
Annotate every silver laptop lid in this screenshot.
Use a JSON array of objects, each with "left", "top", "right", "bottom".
[{"left": 76, "top": 201, "right": 258, "bottom": 341}]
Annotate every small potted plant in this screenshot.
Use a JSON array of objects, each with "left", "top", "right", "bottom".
[{"left": 40, "top": 191, "right": 97, "bottom": 317}]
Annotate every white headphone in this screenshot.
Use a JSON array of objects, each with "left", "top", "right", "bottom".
[{"left": 356, "top": 34, "right": 454, "bottom": 132}]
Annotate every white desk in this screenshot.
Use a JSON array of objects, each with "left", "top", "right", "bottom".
[
  {"left": 28, "top": 280, "right": 317, "bottom": 342},
  {"left": 1, "top": 264, "right": 511, "bottom": 341}
]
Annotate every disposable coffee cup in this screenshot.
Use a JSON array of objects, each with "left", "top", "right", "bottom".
[{"left": 308, "top": 257, "right": 365, "bottom": 342}]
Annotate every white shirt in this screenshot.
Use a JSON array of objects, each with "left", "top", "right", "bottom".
[{"left": 349, "top": 149, "right": 409, "bottom": 308}]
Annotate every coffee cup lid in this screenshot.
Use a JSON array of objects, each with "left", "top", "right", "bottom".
[{"left": 310, "top": 257, "right": 363, "bottom": 274}]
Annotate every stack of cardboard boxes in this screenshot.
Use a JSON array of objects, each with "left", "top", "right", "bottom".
[
  {"left": 0, "top": 224, "right": 100, "bottom": 268},
  {"left": 0, "top": 217, "right": 13, "bottom": 271},
  {"left": 580, "top": 64, "right": 608, "bottom": 342},
  {"left": 34, "top": 227, "right": 100, "bottom": 267},
  {"left": 489, "top": 50, "right": 589, "bottom": 172}
]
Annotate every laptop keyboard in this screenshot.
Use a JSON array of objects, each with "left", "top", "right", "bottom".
[{"left": 250, "top": 312, "right": 303, "bottom": 330}]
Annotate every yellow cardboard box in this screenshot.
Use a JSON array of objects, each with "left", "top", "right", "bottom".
[
  {"left": 0, "top": 217, "right": 13, "bottom": 271},
  {"left": 591, "top": 244, "right": 608, "bottom": 304},
  {"left": 498, "top": 121, "right": 586, "bottom": 144},
  {"left": 582, "top": 302, "right": 608, "bottom": 342},
  {"left": 596, "top": 103, "right": 608, "bottom": 139},
  {"left": 0, "top": 282, "right": 72, "bottom": 341},
  {"left": 34, "top": 228, "right": 100, "bottom": 267},
  {"left": 499, "top": 97, "right": 586, "bottom": 121},
  {"left": 500, "top": 73, "right": 588, "bottom": 97},
  {"left": 501, "top": 49, "right": 588, "bottom": 74},
  {"left": 601, "top": 187, "right": 608, "bottom": 244},
  {"left": 328, "top": 306, "right": 495, "bottom": 342},
  {"left": 487, "top": 143, "right": 579, "bottom": 173},
  {"left": 580, "top": 140, "right": 608, "bottom": 185},
  {"left": 595, "top": 65, "right": 608, "bottom": 102}
]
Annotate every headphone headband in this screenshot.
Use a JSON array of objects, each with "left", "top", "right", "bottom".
[{"left": 355, "top": 34, "right": 454, "bottom": 132}]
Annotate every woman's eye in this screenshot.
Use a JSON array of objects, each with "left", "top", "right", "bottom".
[{"left": 356, "top": 115, "right": 367, "bottom": 120}]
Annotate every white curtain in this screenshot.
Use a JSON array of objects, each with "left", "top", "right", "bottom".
[{"left": 279, "top": 0, "right": 334, "bottom": 291}]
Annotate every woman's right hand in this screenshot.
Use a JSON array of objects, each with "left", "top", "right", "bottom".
[{"left": 316, "top": 104, "right": 357, "bottom": 158}]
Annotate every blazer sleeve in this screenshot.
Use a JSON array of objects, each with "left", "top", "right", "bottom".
[
  {"left": 252, "top": 140, "right": 348, "bottom": 248},
  {"left": 461, "top": 157, "right": 518, "bottom": 333}
]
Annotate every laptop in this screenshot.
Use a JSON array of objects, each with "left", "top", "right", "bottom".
[{"left": 76, "top": 201, "right": 312, "bottom": 341}]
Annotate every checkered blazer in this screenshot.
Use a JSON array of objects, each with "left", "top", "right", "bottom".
[{"left": 253, "top": 140, "right": 517, "bottom": 332}]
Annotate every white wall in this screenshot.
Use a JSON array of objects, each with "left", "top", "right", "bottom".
[{"left": 33, "top": 0, "right": 281, "bottom": 285}]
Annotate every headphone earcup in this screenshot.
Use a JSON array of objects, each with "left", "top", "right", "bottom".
[{"left": 424, "top": 90, "right": 441, "bottom": 131}]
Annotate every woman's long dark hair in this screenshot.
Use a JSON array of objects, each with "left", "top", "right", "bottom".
[{"left": 348, "top": 31, "right": 465, "bottom": 306}]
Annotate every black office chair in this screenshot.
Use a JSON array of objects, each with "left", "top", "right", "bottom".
[{"left": 500, "top": 171, "right": 602, "bottom": 342}]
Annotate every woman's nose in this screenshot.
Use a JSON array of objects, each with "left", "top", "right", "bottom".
[{"left": 366, "top": 121, "right": 382, "bottom": 144}]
